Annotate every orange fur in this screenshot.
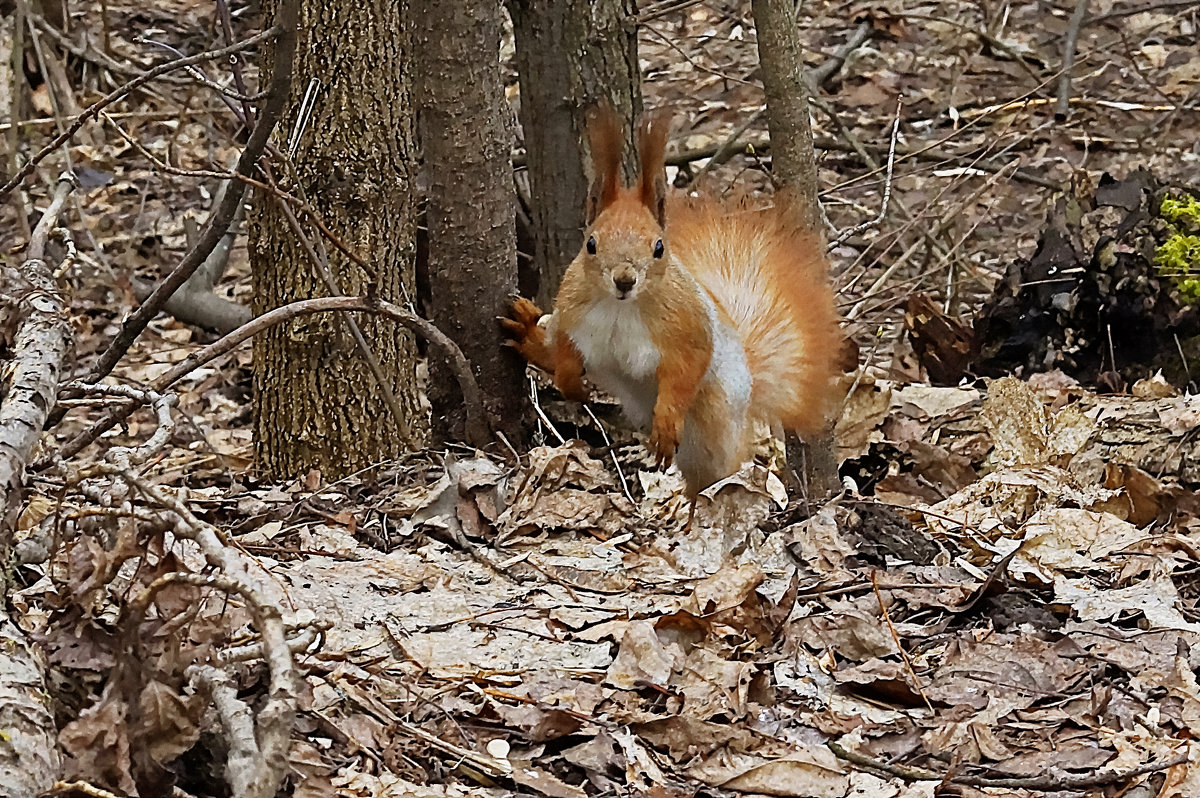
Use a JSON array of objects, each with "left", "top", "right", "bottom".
[
  {"left": 585, "top": 104, "right": 624, "bottom": 223},
  {"left": 553, "top": 330, "right": 588, "bottom": 401},
  {"left": 666, "top": 195, "right": 840, "bottom": 436},
  {"left": 644, "top": 290, "right": 711, "bottom": 467},
  {"left": 498, "top": 297, "right": 556, "bottom": 373},
  {"left": 502, "top": 107, "right": 841, "bottom": 498}
]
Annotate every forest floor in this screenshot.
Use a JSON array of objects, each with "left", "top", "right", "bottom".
[{"left": 5, "top": 0, "right": 1200, "bottom": 796}]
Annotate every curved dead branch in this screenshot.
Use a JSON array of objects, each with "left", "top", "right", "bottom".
[{"left": 46, "top": 295, "right": 489, "bottom": 467}]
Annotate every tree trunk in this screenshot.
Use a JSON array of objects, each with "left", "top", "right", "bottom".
[
  {"left": 249, "top": 0, "right": 426, "bottom": 480},
  {"left": 752, "top": 0, "right": 823, "bottom": 237},
  {"left": 751, "top": 0, "right": 839, "bottom": 500},
  {"left": 414, "top": 0, "right": 527, "bottom": 444},
  {"left": 509, "top": 0, "right": 642, "bottom": 309}
]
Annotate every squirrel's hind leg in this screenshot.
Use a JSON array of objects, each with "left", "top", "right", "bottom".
[{"left": 684, "top": 496, "right": 698, "bottom": 531}]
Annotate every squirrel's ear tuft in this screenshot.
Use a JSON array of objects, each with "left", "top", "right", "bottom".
[
  {"left": 585, "top": 103, "right": 624, "bottom": 224},
  {"left": 637, "top": 111, "right": 671, "bottom": 227}
]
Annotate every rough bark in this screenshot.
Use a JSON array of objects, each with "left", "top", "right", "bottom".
[
  {"left": 509, "top": 0, "right": 642, "bottom": 308},
  {"left": 0, "top": 177, "right": 73, "bottom": 797},
  {"left": 414, "top": 0, "right": 527, "bottom": 444},
  {"left": 249, "top": 0, "right": 425, "bottom": 480},
  {"left": 0, "top": 622, "right": 59, "bottom": 796},
  {"left": 752, "top": 0, "right": 823, "bottom": 236},
  {"left": 751, "top": 0, "right": 839, "bottom": 499}
]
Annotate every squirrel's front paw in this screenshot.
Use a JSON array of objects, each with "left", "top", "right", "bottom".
[
  {"left": 650, "top": 413, "right": 682, "bottom": 468},
  {"left": 498, "top": 297, "right": 545, "bottom": 352},
  {"left": 500, "top": 297, "right": 559, "bottom": 373}
]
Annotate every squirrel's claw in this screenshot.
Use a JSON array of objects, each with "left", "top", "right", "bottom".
[
  {"left": 499, "top": 298, "right": 544, "bottom": 340},
  {"left": 650, "top": 413, "right": 681, "bottom": 469}
]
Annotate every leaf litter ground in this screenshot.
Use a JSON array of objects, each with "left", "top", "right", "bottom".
[{"left": 6, "top": 0, "right": 1200, "bottom": 796}]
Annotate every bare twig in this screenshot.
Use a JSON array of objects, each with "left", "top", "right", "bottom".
[
  {"left": 2, "top": 9, "right": 32, "bottom": 241},
  {"left": 59, "top": 382, "right": 177, "bottom": 465},
  {"left": 0, "top": 26, "right": 279, "bottom": 197},
  {"left": 845, "top": 154, "right": 1023, "bottom": 320},
  {"left": 871, "top": 570, "right": 933, "bottom": 711},
  {"left": 135, "top": 36, "right": 264, "bottom": 115},
  {"left": 82, "top": 3, "right": 297, "bottom": 385},
  {"left": 583, "top": 404, "right": 636, "bottom": 509},
  {"left": 1055, "top": 0, "right": 1090, "bottom": 120},
  {"left": 633, "top": 0, "right": 709, "bottom": 25},
  {"left": 30, "top": 13, "right": 188, "bottom": 84},
  {"left": 216, "top": 0, "right": 255, "bottom": 123},
  {"left": 830, "top": 100, "right": 901, "bottom": 247},
  {"left": 46, "top": 782, "right": 123, "bottom": 798},
  {"left": 220, "top": 622, "right": 325, "bottom": 665},
  {"left": 527, "top": 374, "right": 566, "bottom": 446},
  {"left": 833, "top": 72, "right": 1059, "bottom": 193}
]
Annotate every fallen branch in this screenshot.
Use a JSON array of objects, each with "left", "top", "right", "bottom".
[
  {"left": 1, "top": 175, "right": 74, "bottom": 535},
  {"left": 59, "top": 382, "right": 177, "bottom": 466},
  {"left": 130, "top": 182, "right": 251, "bottom": 334},
  {"left": 1084, "top": 0, "right": 1200, "bottom": 26},
  {"left": 0, "top": 173, "right": 73, "bottom": 796},
  {"left": 690, "top": 109, "right": 764, "bottom": 184},
  {"left": 125, "top": 568, "right": 296, "bottom": 798},
  {"left": 131, "top": 273, "right": 250, "bottom": 333},
  {"left": 829, "top": 740, "right": 1188, "bottom": 790},
  {"left": 809, "top": 21, "right": 873, "bottom": 88},
  {"left": 44, "top": 295, "right": 488, "bottom": 467}
]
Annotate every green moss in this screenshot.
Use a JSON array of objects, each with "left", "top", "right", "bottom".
[
  {"left": 1161, "top": 195, "right": 1200, "bottom": 232},
  {"left": 1156, "top": 194, "right": 1200, "bottom": 304}
]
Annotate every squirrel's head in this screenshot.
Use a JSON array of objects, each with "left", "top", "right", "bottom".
[{"left": 578, "top": 105, "right": 671, "bottom": 302}]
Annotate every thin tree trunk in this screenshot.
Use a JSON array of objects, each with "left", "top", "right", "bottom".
[
  {"left": 414, "top": 0, "right": 527, "bottom": 444},
  {"left": 509, "top": 0, "right": 642, "bottom": 309},
  {"left": 249, "top": 0, "right": 426, "bottom": 480},
  {"left": 751, "top": 0, "right": 839, "bottom": 500},
  {"left": 752, "top": 0, "right": 823, "bottom": 236}
]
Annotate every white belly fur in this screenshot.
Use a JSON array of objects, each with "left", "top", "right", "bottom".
[
  {"left": 569, "top": 290, "right": 754, "bottom": 488},
  {"left": 568, "top": 299, "right": 660, "bottom": 428}
]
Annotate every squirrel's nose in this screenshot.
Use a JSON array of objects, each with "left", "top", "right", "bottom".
[{"left": 614, "top": 274, "right": 636, "bottom": 294}]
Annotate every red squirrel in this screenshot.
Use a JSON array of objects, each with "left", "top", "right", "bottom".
[{"left": 502, "top": 106, "right": 841, "bottom": 500}]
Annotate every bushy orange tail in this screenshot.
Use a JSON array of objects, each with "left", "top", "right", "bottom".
[{"left": 666, "top": 196, "right": 840, "bottom": 436}]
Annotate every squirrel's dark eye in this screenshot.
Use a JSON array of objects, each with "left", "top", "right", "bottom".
[
  {"left": 586, "top": 236, "right": 597, "bottom": 255},
  {"left": 653, "top": 239, "right": 664, "bottom": 259}
]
